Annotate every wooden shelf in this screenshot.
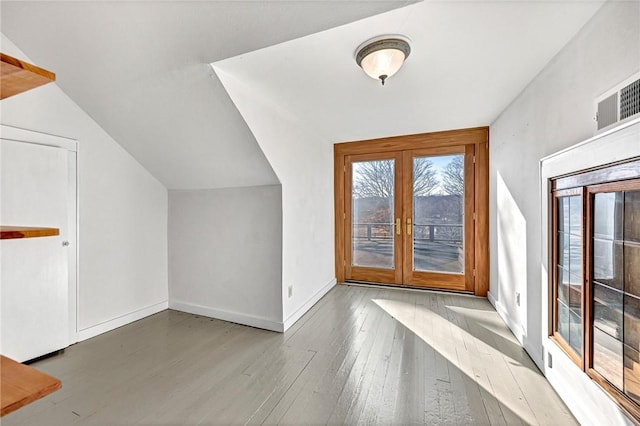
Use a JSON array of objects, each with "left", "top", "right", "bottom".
[
  {"left": 0, "top": 226, "right": 60, "bottom": 240},
  {"left": 1, "top": 53, "right": 55, "bottom": 100},
  {"left": 1, "top": 355, "right": 61, "bottom": 417}
]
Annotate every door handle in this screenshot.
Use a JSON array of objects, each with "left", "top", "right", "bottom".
[
  {"left": 395, "top": 218, "right": 401, "bottom": 235},
  {"left": 406, "top": 218, "right": 412, "bottom": 236}
]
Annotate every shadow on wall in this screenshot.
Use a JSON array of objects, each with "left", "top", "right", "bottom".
[{"left": 496, "top": 170, "right": 527, "bottom": 341}]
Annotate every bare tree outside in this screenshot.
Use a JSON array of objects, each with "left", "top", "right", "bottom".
[
  {"left": 441, "top": 155, "right": 464, "bottom": 196},
  {"left": 353, "top": 158, "right": 438, "bottom": 198},
  {"left": 440, "top": 155, "right": 464, "bottom": 223},
  {"left": 413, "top": 158, "right": 439, "bottom": 196},
  {"left": 352, "top": 160, "right": 394, "bottom": 198}
]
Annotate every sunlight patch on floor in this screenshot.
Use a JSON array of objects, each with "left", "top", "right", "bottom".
[{"left": 373, "top": 297, "right": 539, "bottom": 424}]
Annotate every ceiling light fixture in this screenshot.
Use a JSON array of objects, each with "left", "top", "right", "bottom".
[{"left": 355, "top": 35, "right": 411, "bottom": 86}]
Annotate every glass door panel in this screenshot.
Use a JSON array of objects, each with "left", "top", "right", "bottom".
[
  {"left": 555, "top": 191, "right": 583, "bottom": 358},
  {"left": 351, "top": 159, "right": 395, "bottom": 269},
  {"left": 345, "top": 153, "right": 403, "bottom": 284},
  {"left": 412, "top": 154, "right": 465, "bottom": 274}
]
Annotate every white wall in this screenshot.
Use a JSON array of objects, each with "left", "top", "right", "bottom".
[
  {"left": 1, "top": 34, "right": 169, "bottom": 340},
  {"left": 215, "top": 67, "right": 336, "bottom": 330},
  {"left": 168, "top": 185, "right": 283, "bottom": 331},
  {"left": 489, "top": 1, "right": 639, "bottom": 424}
]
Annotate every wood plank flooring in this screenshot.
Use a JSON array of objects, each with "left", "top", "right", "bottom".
[{"left": 3, "top": 285, "right": 576, "bottom": 425}]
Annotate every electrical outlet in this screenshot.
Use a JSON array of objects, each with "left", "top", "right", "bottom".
[
  {"left": 288, "top": 285, "right": 293, "bottom": 298},
  {"left": 516, "top": 292, "right": 521, "bottom": 306}
]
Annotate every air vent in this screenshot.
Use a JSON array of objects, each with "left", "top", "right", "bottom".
[
  {"left": 620, "top": 79, "right": 640, "bottom": 120},
  {"left": 596, "top": 72, "right": 640, "bottom": 132},
  {"left": 597, "top": 93, "right": 618, "bottom": 130}
]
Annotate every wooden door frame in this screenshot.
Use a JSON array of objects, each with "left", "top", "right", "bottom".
[{"left": 334, "top": 126, "right": 489, "bottom": 296}]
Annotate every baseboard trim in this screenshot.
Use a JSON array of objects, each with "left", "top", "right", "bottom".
[
  {"left": 523, "top": 341, "right": 544, "bottom": 371},
  {"left": 78, "top": 300, "right": 168, "bottom": 341},
  {"left": 487, "top": 291, "right": 524, "bottom": 343},
  {"left": 283, "top": 278, "right": 337, "bottom": 331},
  {"left": 169, "top": 300, "right": 284, "bottom": 332},
  {"left": 487, "top": 291, "right": 544, "bottom": 369}
]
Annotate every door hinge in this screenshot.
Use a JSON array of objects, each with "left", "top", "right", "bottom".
[
  {"left": 343, "top": 165, "right": 346, "bottom": 172},
  {"left": 343, "top": 212, "right": 346, "bottom": 220},
  {"left": 343, "top": 259, "right": 346, "bottom": 266},
  {"left": 473, "top": 155, "right": 476, "bottom": 164},
  {"left": 473, "top": 212, "right": 477, "bottom": 221},
  {"left": 473, "top": 269, "right": 476, "bottom": 277}
]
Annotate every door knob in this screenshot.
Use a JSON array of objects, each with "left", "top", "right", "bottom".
[{"left": 62, "top": 240, "right": 70, "bottom": 247}]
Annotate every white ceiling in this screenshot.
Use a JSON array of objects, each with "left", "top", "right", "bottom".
[
  {"left": 1, "top": 1, "right": 605, "bottom": 189},
  {"left": 215, "top": 0, "right": 605, "bottom": 144}
]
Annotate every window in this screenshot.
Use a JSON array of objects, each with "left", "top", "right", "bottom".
[
  {"left": 550, "top": 159, "right": 640, "bottom": 421},
  {"left": 552, "top": 189, "right": 584, "bottom": 363}
]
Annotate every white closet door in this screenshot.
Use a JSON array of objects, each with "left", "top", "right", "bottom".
[{"left": 1, "top": 139, "right": 69, "bottom": 361}]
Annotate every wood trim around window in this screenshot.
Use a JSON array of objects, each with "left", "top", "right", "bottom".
[
  {"left": 587, "top": 369, "right": 640, "bottom": 422},
  {"left": 334, "top": 126, "right": 489, "bottom": 296},
  {"left": 552, "top": 157, "right": 640, "bottom": 190},
  {"left": 549, "top": 163, "right": 640, "bottom": 423}
]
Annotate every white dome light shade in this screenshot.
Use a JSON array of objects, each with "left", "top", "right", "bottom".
[
  {"left": 359, "top": 48, "right": 406, "bottom": 81},
  {"left": 355, "top": 37, "right": 411, "bottom": 86}
]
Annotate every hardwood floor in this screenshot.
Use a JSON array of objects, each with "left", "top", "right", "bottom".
[{"left": 4, "top": 285, "right": 576, "bottom": 425}]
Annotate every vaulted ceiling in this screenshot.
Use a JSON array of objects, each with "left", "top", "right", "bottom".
[
  {"left": 214, "top": 0, "right": 605, "bottom": 144},
  {"left": 1, "top": 1, "right": 605, "bottom": 190}
]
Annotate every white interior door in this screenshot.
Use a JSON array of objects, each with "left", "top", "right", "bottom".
[{"left": 1, "top": 139, "right": 70, "bottom": 361}]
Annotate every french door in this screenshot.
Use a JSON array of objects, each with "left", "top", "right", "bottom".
[{"left": 335, "top": 128, "right": 489, "bottom": 295}]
